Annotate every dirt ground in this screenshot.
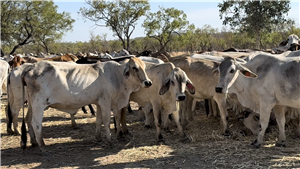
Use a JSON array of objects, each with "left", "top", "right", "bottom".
[{"left": 1, "top": 94, "right": 300, "bottom": 169}]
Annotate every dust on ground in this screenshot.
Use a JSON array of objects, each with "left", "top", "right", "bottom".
[{"left": 1, "top": 95, "right": 300, "bottom": 169}]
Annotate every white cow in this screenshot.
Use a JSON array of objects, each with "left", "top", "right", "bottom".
[
  {"left": 272, "top": 34, "right": 300, "bottom": 54},
  {"left": 0, "top": 60, "right": 9, "bottom": 99},
  {"left": 21, "top": 57, "right": 152, "bottom": 153},
  {"left": 6, "top": 63, "right": 32, "bottom": 135},
  {"left": 169, "top": 55, "right": 231, "bottom": 135},
  {"left": 214, "top": 54, "right": 300, "bottom": 147},
  {"left": 126, "top": 61, "right": 195, "bottom": 143},
  {"left": 240, "top": 107, "right": 300, "bottom": 137}
]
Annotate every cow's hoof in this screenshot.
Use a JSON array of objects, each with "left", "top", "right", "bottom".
[
  {"left": 250, "top": 139, "right": 261, "bottom": 148},
  {"left": 223, "top": 130, "right": 230, "bottom": 136},
  {"left": 124, "top": 130, "right": 132, "bottom": 137},
  {"left": 180, "top": 136, "right": 191, "bottom": 143},
  {"left": 40, "top": 149, "right": 49, "bottom": 156},
  {"left": 158, "top": 139, "right": 165, "bottom": 145},
  {"left": 145, "top": 125, "right": 151, "bottom": 129},
  {"left": 14, "top": 132, "right": 21, "bottom": 136},
  {"left": 95, "top": 135, "right": 102, "bottom": 142},
  {"left": 163, "top": 127, "right": 171, "bottom": 133},
  {"left": 7, "top": 129, "right": 15, "bottom": 135},
  {"left": 72, "top": 126, "right": 80, "bottom": 130},
  {"left": 31, "top": 143, "right": 38, "bottom": 147},
  {"left": 275, "top": 142, "right": 286, "bottom": 147}
]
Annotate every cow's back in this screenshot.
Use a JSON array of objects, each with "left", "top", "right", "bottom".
[
  {"left": 171, "top": 56, "right": 219, "bottom": 99},
  {"left": 240, "top": 54, "right": 300, "bottom": 109}
]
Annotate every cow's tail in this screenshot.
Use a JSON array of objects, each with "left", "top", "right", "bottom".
[
  {"left": 20, "top": 72, "right": 27, "bottom": 150},
  {"left": 6, "top": 73, "right": 13, "bottom": 133},
  {"left": 205, "top": 99, "right": 209, "bottom": 117}
]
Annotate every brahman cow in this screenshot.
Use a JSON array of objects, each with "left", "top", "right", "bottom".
[
  {"left": 26, "top": 53, "right": 78, "bottom": 63},
  {"left": 214, "top": 54, "right": 300, "bottom": 147},
  {"left": 0, "top": 60, "right": 9, "bottom": 99},
  {"left": 240, "top": 107, "right": 300, "bottom": 137},
  {"left": 122, "top": 61, "right": 195, "bottom": 143},
  {"left": 272, "top": 34, "right": 300, "bottom": 54},
  {"left": 169, "top": 55, "right": 230, "bottom": 135},
  {"left": 21, "top": 57, "right": 151, "bottom": 153},
  {"left": 6, "top": 63, "right": 32, "bottom": 135}
]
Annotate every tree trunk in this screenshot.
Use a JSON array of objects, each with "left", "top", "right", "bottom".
[
  {"left": 126, "top": 37, "right": 130, "bottom": 51},
  {"left": 1, "top": 49, "right": 4, "bottom": 57},
  {"left": 255, "top": 31, "right": 261, "bottom": 49}
]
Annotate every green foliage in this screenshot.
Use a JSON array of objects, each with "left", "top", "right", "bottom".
[
  {"left": 218, "top": 0, "right": 292, "bottom": 49},
  {"left": 1, "top": 1, "right": 75, "bottom": 55},
  {"left": 80, "top": 0, "right": 150, "bottom": 51},
  {"left": 142, "top": 6, "right": 192, "bottom": 51}
]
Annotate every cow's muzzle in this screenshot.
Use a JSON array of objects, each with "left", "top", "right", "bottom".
[
  {"left": 143, "top": 80, "right": 152, "bottom": 88},
  {"left": 177, "top": 95, "right": 186, "bottom": 101},
  {"left": 215, "top": 87, "right": 223, "bottom": 93}
]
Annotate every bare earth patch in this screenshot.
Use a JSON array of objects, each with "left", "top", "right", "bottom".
[{"left": 1, "top": 95, "right": 300, "bottom": 168}]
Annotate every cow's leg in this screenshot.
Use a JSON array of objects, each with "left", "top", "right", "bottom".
[
  {"left": 143, "top": 103, "right": 154, "bottom": 128},
  {"left": 95, "top": 105, "right": 102, "bottom": 142},
  {"left": 7, "top": 101, "right": 21, "bottom": 135},
  {"left": 273, "top": 105, "right": 286, "bottom": 147},
  {"left": 29, "top": 96, "right": 47, "bottom": 154},
  {"left": 211, "top": 99, "right": 219, "bottom": 117},
  {"left": 6, "top": 105, "right": 15, "bottom": 135},
  {"left": 120, "top": 107, "right": 129, "bottom": 135},
  {"left": 127, "top": 103, "right": 133, "bottom": 113},
  {"left": 81, "top": 106, "right": 88, "bottom": 114},
  {"left": 25, "top": 102, "right": 38, "bottom": 147},
  {"left": 186, "top": 94, "right": 194, "bottom": 121},
  {"left": 251, "top": 104, "right": 273, "bottom": 148},
  {"left": 172, "top": 109, "right": 189, "bottom": 142},
  {"left": 88, "top": 104, "right": 95, "bottom": 116},
  {"left": 70, "top": 112, "right": 79, "bottom": 129},
  {"left": 98, "top": 99, "right": 112, "bottom": 144},
  {"left": 214, "top": 94, "right": 229, "bottom": 136},
  {"left": 152, "top": 101, "right": 164, "bottom": 144},
  {"left": 162, "top": 109, "right": 171, "bottom": 132},
  {"left": 114, "top": 109, "right": 123, "bottom": 140},
  {"left": 297, "top": 115, "right": 300, "bottom": 137}
]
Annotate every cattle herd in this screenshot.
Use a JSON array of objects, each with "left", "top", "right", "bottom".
[{"left": 0, "top": 34, "right": 299, "bottom": 156}]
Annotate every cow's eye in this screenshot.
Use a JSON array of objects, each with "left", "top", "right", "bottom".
[
  {"left": 229, "top": 69, "right": 234, "bottom": 73},
  {"left": 171, "top": 81, "right": 175, "bottom": 86},
  {"left": 133, "top": 67, "right": 138, "bottom": 72}
]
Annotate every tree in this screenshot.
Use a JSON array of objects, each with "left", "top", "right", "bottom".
[
  {"left": 142, "top": 6, "right": 192, "bottom": 52},
  {"left": 218, "top": 1, "right": 292, "bottom": 49},
  {"left": 1, "top": 1, "right": 75, "bottom": 55},
  {"left": 80, "top": 0, "right": 150, "bottom": 51}
]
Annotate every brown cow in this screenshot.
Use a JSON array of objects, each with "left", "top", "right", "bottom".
[
  {"left": 26, "top": 53, "right": 78, "bottom": 63},
  {"left": 8, "top": 56, "right": 26, "bottom": 69}
]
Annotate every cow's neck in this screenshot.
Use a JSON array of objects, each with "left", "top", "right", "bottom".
[{"left": 229, "top": 75, "right": 261, "bottom": 114}]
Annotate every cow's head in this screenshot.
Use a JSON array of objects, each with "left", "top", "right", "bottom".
[
  {"left": 123, "top": 57, "right": 152, "bottom": 88},
  {"left": 237, "top": 111, "right": 261, "bottom": 135},
  {"left": 159, "top": 67, "right": 195, "bottom": 101},
  {"left": 213, "top": 57, "right": 257, "bottom": 94},
  {"left": 12, "top": 56, "right": 26, "bottom": 69}
]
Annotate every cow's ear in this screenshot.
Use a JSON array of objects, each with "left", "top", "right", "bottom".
[
  {"left": 212, "top": 68, "right": 219, "bottom": 77},
  {"left": 186, "top": 79, "right": 195, "bottom": 95},
  {"left": 123, "top": 63, "right": 130, "bottom": 79},
  {"left": 237, "top": 65, "right": 257, "bottom": 78},
  {"left": 159, "top": 78, "right": 170, "bottom": 95}
]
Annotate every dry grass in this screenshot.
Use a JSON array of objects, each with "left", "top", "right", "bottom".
[{"left": 1, "top": 95, "right": 300, "bottom": 169}]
